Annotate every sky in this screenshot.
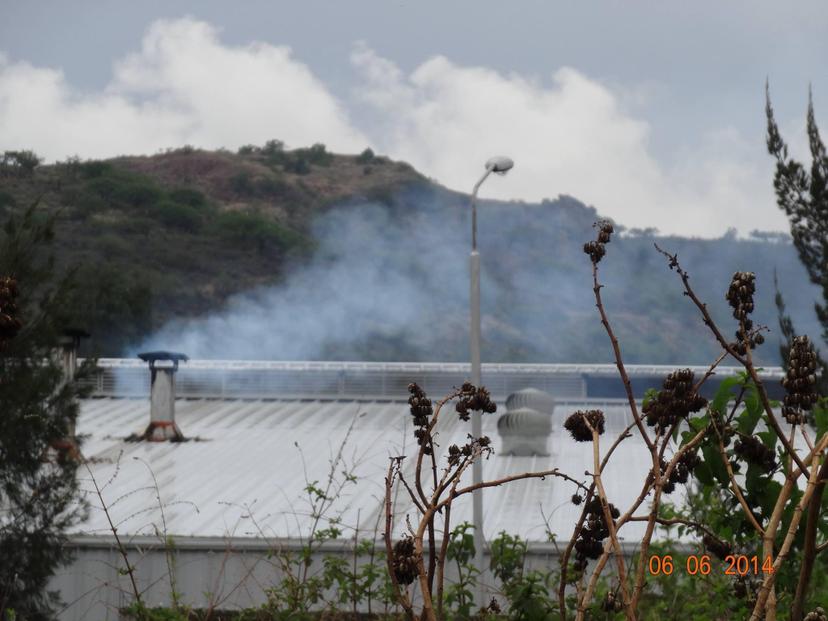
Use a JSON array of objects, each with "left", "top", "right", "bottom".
[{"left": 1, "top": 1, "right": 826, "bottom": 237}]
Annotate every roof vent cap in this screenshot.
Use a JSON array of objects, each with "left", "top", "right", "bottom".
[{"left": 497, "top": 388, "right": 555, "bottom": 456}]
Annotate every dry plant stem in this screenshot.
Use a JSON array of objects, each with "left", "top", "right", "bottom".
[
  {"left": 627, "top": 516, "right": 720, "bottom": 541},
  {"left": 712, "top": 421, "right": 764, "bottom": 535},
  {"left": 578, "top": 425, "right": 709, "bottom": 618},
  {"left": 578, "top": 475, "right": 657, "bottom": 621},
  {"left": 792, "top": 457, "right": 828, "bottom": 621},
  {"left": 591, "top": 256, "right": 667, "bottom": 614},
  {"left": 83, "top": 461, "right": 142, "bottom": 608},
  {"left": 436, "top": 502, "right": 452, "bottom": 620},
  {"left": 427, "top": 443, "right": 439, "bottom": 596},
  {"left": 384, "top": 460, "right": 415, "bottom": 620},
  {"left": 801, "top": 425, "right": 815, "bottom": 453},
  {"left": 558, "top": 423, "right": 635, "bottom": 620},
  {"left": 591, "top": 261, "right": 655, "bottom": 455},
  {"left": 758, "top": 433, "right": 828, "bottom": 619},
  {"left": 693, "top": 350, "right": 728, "bottom": 394},
  {"left": 559, "top": 483, "right": 596, "bottom": 620},
  {"left": 586, "top": 423, "right": 634, "bottom": 621},
  {"left": 630, "top": 425, "right": 709, "bottom": 609},
  {"left": 654, "top": 243, "right": 810, "bottom": 476},
  {"left": 749, "top": 449, "right": 826, "bottom": 621},
  {"left": 414, "top": 454, "right": 478, "bottom": 621}
]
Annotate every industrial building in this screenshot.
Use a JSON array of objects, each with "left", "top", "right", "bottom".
[{"left": 51, "top": 355, "right": 785, "bottom": 620}]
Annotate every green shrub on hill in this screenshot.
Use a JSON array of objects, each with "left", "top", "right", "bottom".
[
  {"left": 213, "top": 210, "right": 304, "bottom": 254},
  {"left": 151, "top": 200, "right": 203, "bottom": 232}
]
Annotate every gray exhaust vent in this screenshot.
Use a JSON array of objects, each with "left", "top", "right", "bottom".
[
  {"left": 497, "top": 388, "right": 555, "bottom": 456},
  {"left": 138, "top": 351, "right": 188, "bottom": 442},
  {"left": 57, "top": 328, "right": 89, "bottom": 385}
]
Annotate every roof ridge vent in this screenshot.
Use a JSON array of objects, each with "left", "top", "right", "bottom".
[{"left": 497, "top": 388, "right": 555, "bottom": 456}]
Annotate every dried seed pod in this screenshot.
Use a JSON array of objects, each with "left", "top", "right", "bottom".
[
  {"left": 564, "top": 410, "right": 605, "bottom": 441},
  {"left": 783, "top": 336, "right": 821, "bottom": 424},
  {"left": 583, "top": 220, "right": 614, "bottom": 264},
  {"left": 392, "top": 537, "right": 419, "bottom": 585},
  {"left": 643, "top": 369, "right": 707, "bottom": 433},
  {"left": 733, "top": 434, "right": 777, "bottom": 471},
  {"left": 455, "top": 383, "right": 497, "bottom": 421},
  {"left": 703, "top": 533, "right": 732, "bottom": 561},
  {"left": 573, "top": 497, "right": 620, "bottom": 566},
  {"left": 804, "top": 607, "right": 828, "bottom": 621}
]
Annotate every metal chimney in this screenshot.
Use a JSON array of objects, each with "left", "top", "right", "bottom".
[
  {"left": 50, "top": 328, "right": 89, "bottom": 460},
  {"left": 496, "top": 388, "right": 556, "bottom": 456},
  {"left": 57, "top": 328, "right": 89, "bottom": 384},
  {"left": 138, "top": 351, "right": 188, "bottom": 442}
]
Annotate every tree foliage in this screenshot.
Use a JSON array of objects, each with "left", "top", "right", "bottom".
[
  {"left": 766, "top": 87, "right": 828, "bottom": 393},
  {"left": 0, "top": 202, "right": 90, "bottom": 620}
]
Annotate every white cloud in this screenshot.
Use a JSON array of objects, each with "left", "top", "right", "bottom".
[
  {"left": 0, "top": 18, "right": 367, "bottom": 161},
  {"left": 0, "top": 19, "right": 792, "bottom": 236},
  {"left": 351, "top": 45, "right": 789, "bottom": 237}
]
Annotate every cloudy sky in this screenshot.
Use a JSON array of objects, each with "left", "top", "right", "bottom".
[{"left": 1, "top": 1, "right": 826, "bottom": 237}]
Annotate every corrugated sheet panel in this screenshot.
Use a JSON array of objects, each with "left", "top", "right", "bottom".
[{"left": 75, "top": 397, "right": 673, "bottom": 544}]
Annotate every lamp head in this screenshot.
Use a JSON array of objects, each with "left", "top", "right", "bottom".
[{"left": 485, "top": 156, "right": 514, "bottom": 175}]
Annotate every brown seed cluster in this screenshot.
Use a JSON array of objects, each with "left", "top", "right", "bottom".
[
  {"left": 483, "top": 598, "right": 501, "bottom": 615},
  {"left": 782, "top": 335, "right": 820, "bottom": 425},
  {"left": 564, "top": 410, "right": 605, "bottom": 442},
  {"left": 455, "top": 382, "right": 497, "bottom": 421},
  {"left": 583, "top": 220, "right": 614, "bottom": 264},
  {"left": 601, "top": 591, "right": 624, "bottom": 613},
  {"left": 447, "top": 434, "right": 492, "bottom": 466},
  {"left": 0, "top": 276, "right": 22, "bottom": 350},
  {"left": 573, "top": 498, "right": 619, "bottom": 570},
  {"left": 702, "top": 533, "right": 732, "bottom": 561},
  {"left": 408, "top": 383, "right": 434, "bottom": 455},
  {"left": 733, "top": 434, "right": 777, "bottom": 471},
  {"left": 643, "top": 369, "right": 708, "bottom": 433},
  {"left": 392, "top": 536, "right": 418, "bottom": 585},
  {"left": 649, "top": 451, "right": 701, "bottom": 494},
  {"left": 805, "top": 608, "right": 828, "bottom": 621},
  {"left": 726, "top": 271, "right": 764, "bottom": 354}
]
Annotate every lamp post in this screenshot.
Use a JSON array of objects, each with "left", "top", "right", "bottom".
[{"left": 469, "top": 155, "right": 513, "bottom": 604}]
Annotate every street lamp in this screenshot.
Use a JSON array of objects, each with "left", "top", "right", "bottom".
[{"left": 469, "top": 155, "right": 513, "bottom": 603}]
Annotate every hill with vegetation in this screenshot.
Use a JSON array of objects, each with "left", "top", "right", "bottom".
[{"left": 0, "top": 143, "right": 820, "bottom": 365}]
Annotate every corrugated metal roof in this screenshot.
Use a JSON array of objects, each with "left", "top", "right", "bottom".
[{"left": 75, "top": 396, "right": 667, "bottom": 544}]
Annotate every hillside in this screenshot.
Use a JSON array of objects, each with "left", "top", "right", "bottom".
[{"left": 0, "top": 143, "right": 821, "bottom": 365}]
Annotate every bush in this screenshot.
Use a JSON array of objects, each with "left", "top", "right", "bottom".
[
  {"left": 113, "top": 180, "right": 163, "bottom": 209},
  {"left": 356, "top": 148, "right": 375, "bottom": 164},
  {"left": 0, "top": 150, "right": 42, "bottom": 177},
  {"left": 0, "top": 190, "right": 16, "bottom": 209},
  {"left": 261, "top": 139, "right": 285, "bottom": 156},
  {"left": 283, "top": 156, "right": 310, "bottom": 175},
  {"left": 213, "top": 211, "right": 301, "bottom": 254},
  {"left": 169, "top": 188, "right": 208, "bottom": 209},
  {"left": 78, "top": 160, "right": 113, "bottom": 179},
  {"left": 151, "top": 200, "right": 203, "bottom": 232}
]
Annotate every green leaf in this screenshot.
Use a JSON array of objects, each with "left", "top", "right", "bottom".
[
  {"left": 736, "top": 383, "right": 763, "bottom": 435},
  {"left": 814, "top": 404, "right": 828, "bottom": 440},
  {"left": 759, "top": 480, "right": 783, "bottom": 516},
  {"left": 702, "top": 443, "right": 729, "bottom": 486},
  {"left": 711, "top": 376, "right": 744, "bottom": 415},
  {"left": 757, "top": 429, "right": 777, "bottom": 451},
  {"left": 693, "top": 459, "right": 714, "bottom": 486},
  {"left": 744, "top": 464, "right": 762, "bottom": 496}
]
